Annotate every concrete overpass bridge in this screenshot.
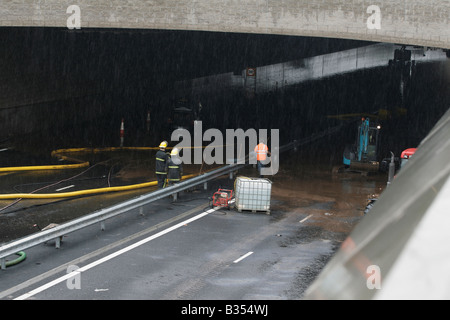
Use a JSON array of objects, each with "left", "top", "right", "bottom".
[{"left": 1, "top": 0, "right": 449, "bottom": 50}]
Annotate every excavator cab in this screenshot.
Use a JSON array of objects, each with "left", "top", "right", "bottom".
[{"left": 343, "top": 118, "right": 380, "bottom": 173}]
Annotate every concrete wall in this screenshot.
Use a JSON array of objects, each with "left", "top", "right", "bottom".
[
  {"left": 1, "top": 0, "right": 449, "bottom": 49},
  {"left": 175, "top": 43, "right": 448, "bottom": 97}
]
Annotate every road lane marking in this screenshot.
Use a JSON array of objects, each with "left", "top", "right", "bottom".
[
  {"left": 1, "top": 201, "right": 210, "bottom": 299},
  {"left": 299, "top": 214, "right": 312, "bottom": 223},
  {"left": 55, "top": 185, "right": 75, "bottom": 192},
  {"left": 14, "top": 205, "right": 221, "bottom": 300},
  {"left": 233, "top": 251, "right": 254, "bottom": 263}
]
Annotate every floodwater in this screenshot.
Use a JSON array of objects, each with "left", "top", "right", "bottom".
[{"left": 271, "top": 165, "right": 385, "bottom": 234}]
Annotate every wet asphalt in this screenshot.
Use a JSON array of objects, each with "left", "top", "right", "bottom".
[{"left": 0, "top": 142, "right": 388, "bottom": 301}]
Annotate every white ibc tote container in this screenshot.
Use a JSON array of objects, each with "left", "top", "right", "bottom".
[{"left": 234, "top": 176, "right": 272, "bottom": 214}]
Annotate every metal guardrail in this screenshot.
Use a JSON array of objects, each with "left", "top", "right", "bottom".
[
  {"left": 279, "top": 124, "right": 345, "bottom": 154},
  {"left": 0, "top": 163, "right": 244, "bottom": 269},
  {"left": 0, "top": 124, "right": 348, "bottom": 269}
]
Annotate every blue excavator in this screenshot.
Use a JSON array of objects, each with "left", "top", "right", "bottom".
[{"left": 342, "top": 117, "right": 381, "bottom": 173}]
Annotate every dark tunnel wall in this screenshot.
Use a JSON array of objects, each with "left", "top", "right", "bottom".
[
  {"left": 195, "top": 61, "right": 450, "bottom": 164},
  {"left": 0, "top": 27, "right": 449, "bottom": 167},
  {"left": 0, "top": 27, "right": 369, "bottom": 139}
]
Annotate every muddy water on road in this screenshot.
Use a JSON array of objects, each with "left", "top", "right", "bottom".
[
  {"left": 232, "top": 159, "right": 388, "bottom": 299},
  {"left": 269, "top": 163, "right": 386, "bottom": 234}
]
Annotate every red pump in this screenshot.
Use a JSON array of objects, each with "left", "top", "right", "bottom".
[{"left": 212, "top": 189, "right": 233, "bottom": 209}]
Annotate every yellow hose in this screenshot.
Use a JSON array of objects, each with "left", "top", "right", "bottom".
[
  {"left": 0, "top": 146, "right": 222, "bottom": 172},
  {"left": 0, "top": 174, "right": 197, "bottom": 199},
  {"left": 51, "top": 147, "right": 157, "bottom": 155},
  {"left": 0, "top": 146, "right": 221, "bottom": 199},
  {"left": 0, "top": 147, "right": 158, "bottom": 173},
  {"left": 0, "top": 162, "right": 90, "bottom": 172},
  {"left": 51, "top": 145, "right": 213, "bottom": 156}
]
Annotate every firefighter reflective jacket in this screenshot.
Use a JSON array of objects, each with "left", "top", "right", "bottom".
[
  {"left": 155, "top": 149, "right": 169, "bottom": 174},
  {"left": 167, "top": 158, "right": 183, "bottom": 182}
]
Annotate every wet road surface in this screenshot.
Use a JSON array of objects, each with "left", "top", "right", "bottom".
[{"left": 0, "top": 141, "right": 388, "bottom": 300}]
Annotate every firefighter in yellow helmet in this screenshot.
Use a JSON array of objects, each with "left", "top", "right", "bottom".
[
  {"left": 155, "top": 141, "right": 169, "bottom": 188},
  {"left": 167, "top": 147, "right": 183, "bottom": 187}
]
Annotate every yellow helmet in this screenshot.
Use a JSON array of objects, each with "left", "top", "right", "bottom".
[
  {"left": 170, "top": 148, "right": 179, "bottom": 156},
  {"left": 159, "top": 141, "right": 168, "bottom": 148}
]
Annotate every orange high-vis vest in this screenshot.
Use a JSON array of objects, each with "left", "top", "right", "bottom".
[{"left": 254, "top": 143, "right": 269, "bottom": 161}]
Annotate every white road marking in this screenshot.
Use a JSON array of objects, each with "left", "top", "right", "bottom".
[
  {"left": 55, "top": 185, "right": 75, "bottom": 192},
  {"left": 233, "top": 251, "right": 254, "bottom": 264},
  {"left": 299, "top": 214, "right": 312, "bottom": 223},
  {"left": 14, "top": 206, "right": 221, "bottom": 300}
]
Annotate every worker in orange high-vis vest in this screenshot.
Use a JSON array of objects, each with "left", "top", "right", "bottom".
[{"left": 254, "top": 139, "right": 271, "bottom": 177}]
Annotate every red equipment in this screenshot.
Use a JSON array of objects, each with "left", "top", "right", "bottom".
[
  {"left": 400, "top": 148, "right": 417, "bottom": 168},
  {"left": 401, "top": 148, "right": 417, "bottom": 159},
  {"left": 212, "top": 189, "right": 233, "bottom": 208}
]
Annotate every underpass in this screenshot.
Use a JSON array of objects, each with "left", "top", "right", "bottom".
[{"left": 0, "top": 0, "right": 449, "bottom": 304}]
